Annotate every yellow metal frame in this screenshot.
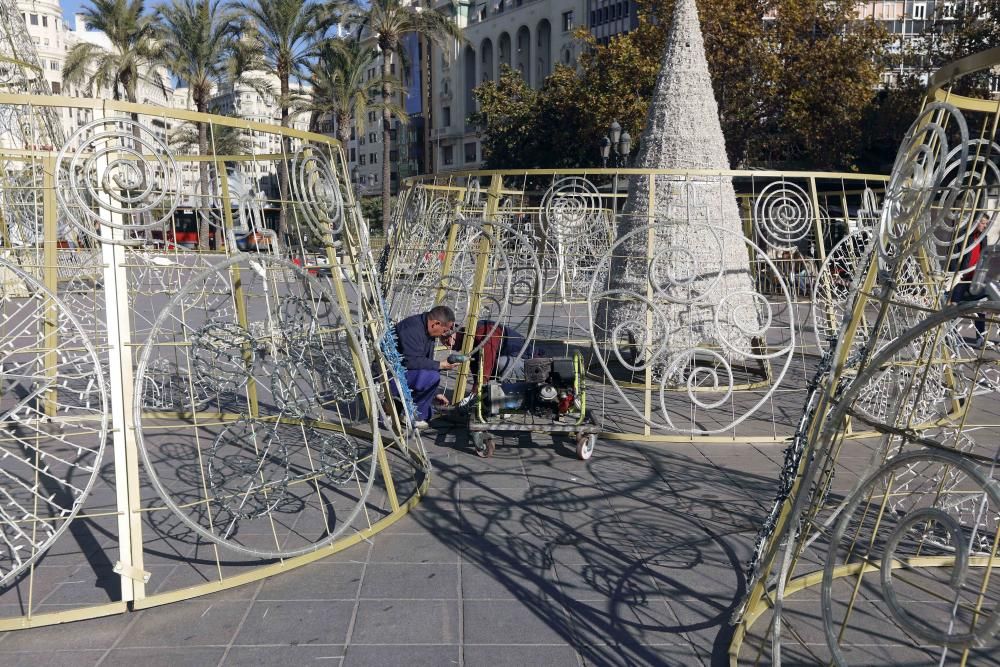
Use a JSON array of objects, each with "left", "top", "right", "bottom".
[
  {"left": 0, "top": 94, "right": 428, "bottom": 631},
  {"left": 393, "top": 167, "right": 890, "bottom": 444}
]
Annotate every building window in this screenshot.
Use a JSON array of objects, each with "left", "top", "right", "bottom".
[
  {"left": 442, "top": 145, "right": 454, "bottom": 166},
  {"left": 390, "top": 149, "right": 399, "bottom": 161},
  {"left": 29, "top": 13, "right": 38, "bottom": 24},
  {"left": 371, "top": 153, "right": 377, "bottom": 164},
  {"left": 51, "top": 81, "right": 60, "bottom": 94},
  {"left": 442, "top": 106, "right": 451, "bottom": 127},
  {"left": 350, "top": 148, "right": 356, "bottom": 161},
  {"left": 464, "top": 142, "right": 477, "bottom": 163},
  {"left": 42, "top": 15, "right": 47, "bottom": 27},
  {"left": 50, "top": 61, "right": 58, "bottom": 70},
  {"left": 360, "top": 155, "right": 366, "bottom": 165},
  {"left": 624, "top": 2, "right": 630, "bottom": 16},
  {"left": 912, "top": 2, "right": 925, "bottom": 19},
  {"left": 562, "top": 10, "right": 574, "bottom": 31}
]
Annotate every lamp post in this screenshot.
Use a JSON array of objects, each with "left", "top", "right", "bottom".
[
  {"left": 351, "top": 167, "right": 362, "bottom": 201},
  {"left": 599, "top": 120, "right": 632, "bottom": 168}
]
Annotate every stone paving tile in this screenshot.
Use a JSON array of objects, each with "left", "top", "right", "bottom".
[
  {"left": 221, "top": 644, "right": 346, "bottom": 665},
  {"left": 359, "top": 563, "right": 458, "bottom": 600},
  {"left": 460, "top": 561, "right": 549, "bottom": 601},
  {"left": 463, "top": 599, "right": 576, "bottom": 646},
  {"left": 350, "top": 599, "right": 459, "bottom": 645},
  {"left": 578, "top": 643, "right": 705, "bottom": 667},
  {"left": 367, "top": 533, "right": 460, "bottom": 564},
  {"left": 464, "top": 644, "right": 580, "bottom": 666},
  {"left": 0, "top": 614, "right": 131, "bottom": 651},
  {"left": 256, "top": 562, "right": 364, "bottom": 601},
  {"left": 99, "top": 646, "right": 226, "bottom": 666},
  {"left": 232, "top": 601, "right": 355, "bottom": 647},
  {"left": 342, "top": 643, "right": 460, "bottom": 666},
  {"left": 116, "top": 600, "right": 247, "bottom": 648},
  {"left": 0, "top": 649, "right": 104, "bottom": 666},
  {"left": 3, "top": 436, "right": 958, "bottom": 666}
]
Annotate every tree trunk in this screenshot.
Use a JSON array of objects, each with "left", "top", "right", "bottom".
[
  {"left": 278, "top": 72, "right": 291, "bottom": 244},
  {"left": 197, "top": 95, "right": 212, "bottom": 252},
  {"left": 381, "top": 51, "right": 392, "bottom": 232},
  {"left": 337, "top": 112, "right": 351, "bottom": 148}
]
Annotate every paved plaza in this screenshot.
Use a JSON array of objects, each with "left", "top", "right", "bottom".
[{"left": 0, "top": 422, "right": 806, "bottom": 667}]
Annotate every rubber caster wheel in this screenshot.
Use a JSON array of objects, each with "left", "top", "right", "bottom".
[
  {"left": 575, "top": 433, "right": 596, "bottom": 460},
  {"left": 473, "top": 433, "right": 495, "bottom": 458}
]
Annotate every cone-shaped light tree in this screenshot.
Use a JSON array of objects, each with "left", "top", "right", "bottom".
[{"left": 599, "top": 0, "right": 759, "bottom": 363}]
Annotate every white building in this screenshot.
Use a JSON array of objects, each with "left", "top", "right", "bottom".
[
  {"left": 18, "top": 3, "right": 176, "bottom": 142},
  {"left": 426, "top": 0, "right": 584, "bottom": 173},
  {"left": 211, "top": 72, "right": 311, "bottom": 199}
]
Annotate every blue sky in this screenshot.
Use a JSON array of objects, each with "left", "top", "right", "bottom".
[{"left": 62, "top": 0, "right": 86, "bottom": 26}]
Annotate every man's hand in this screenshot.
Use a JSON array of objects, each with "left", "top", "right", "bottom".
[
  {"left": 434, "top": 393, "right": 450, "bottom": 407},
  {"left": 440, "top": 359, "right": 457, "bottom": 370}
]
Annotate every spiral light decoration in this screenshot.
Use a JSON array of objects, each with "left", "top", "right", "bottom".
[
  {"left": 134, "top": 255, "right": 378, "bottom": 558},
  {"left": 55, "top": 117, "right": 181, "bottom": 244},
  {"left": 588, "top": 222, "right": 794, "bottom": 435},
  {"left": 753, "top": 181, "right": 814, "bottom": 249},
  {"left": 0, "top": 259, "right": 108, "bottom": 586},
  {"left": 291, "top": 146, "right": 345, "bottom": 237},
  {"left": 878, "top": 102, "right": 970, "bottom": 266}
]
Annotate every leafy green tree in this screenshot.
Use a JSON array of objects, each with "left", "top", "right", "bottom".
[
  {"left": 855, "top": 76, "right": 925, "bottom": 173},
  {"left": 470, "top": 65, "right": 540, "bottom": 168},
  {"left": 762, "top": 0, "right": 889, "bottom": 168},
  {"left": 342, "top": 0, "right": 463, "bottom": 229},
  {"left": 157, "top": 0, "right": 239, "bottom": 249},
  {"left": 474, "top": 0, "right": 888, "bottom": 170},
  {"left": 232, "top": 0, "right": 326, "bottom": 239},
  {"left": 62, "top": 0, "right": 164, "bottom": 103}
]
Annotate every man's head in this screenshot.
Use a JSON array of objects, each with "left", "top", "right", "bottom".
[{"left": 426, "top": 304, "right": 456, "bottom": 338}]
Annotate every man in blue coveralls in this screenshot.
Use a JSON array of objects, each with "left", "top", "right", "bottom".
[{"left": 394, "top": 304, "right": 458, "bottom": 427}]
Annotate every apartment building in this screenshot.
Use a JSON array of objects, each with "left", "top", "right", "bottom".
[
  {"left": 425, "top": 0, "right": 585, "bottom": 174},
  {"left": 586, "top": 0, "right": 638, "bottom": 44},
  {"left": 16, "top": 4, "right": 175, "bottom": 149},
  {"left": 211, "top": 73, "right": 311, "bottom": 199}
]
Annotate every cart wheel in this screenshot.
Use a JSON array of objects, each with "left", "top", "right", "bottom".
[
  {"left": 472, "top": 432, "right": 488, "bottom": 457},
  {"left": 575, "top": 433, "right": 596, "bottom": 460}
]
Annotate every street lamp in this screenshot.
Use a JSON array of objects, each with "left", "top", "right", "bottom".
[
  {"left": 599, "top": 120, "right": 632, "bottom": 168},
  {"left": 351, "top": 167, "right": 362, "bottom": 201}
]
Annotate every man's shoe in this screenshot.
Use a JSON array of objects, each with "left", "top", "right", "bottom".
[
  {"left": 413, "top": 420, "right": 429, "bottom": 429},
  {"left": 974, "top": 334, "right": 987, "bottom": 349}
]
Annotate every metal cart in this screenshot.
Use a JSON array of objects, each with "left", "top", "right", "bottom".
[{"left": 466, "top": 352, "right": 599, "bottom": 460}]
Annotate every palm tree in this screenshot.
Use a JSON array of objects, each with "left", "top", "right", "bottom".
[
  {"left": 298, "top": 40, "right": 383, "bottom": 146},
  {"left": 157, "top": 0, "right": 239, "bottom": 249},
  {"left": 345, "top": 0, "right": 463, "bottom": 230},
  {"left": 62, "top": 0, "right": 163, "bottom": 103},
  {"left": 231, "top": 0, "right": 326, "bottom": 241}
]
